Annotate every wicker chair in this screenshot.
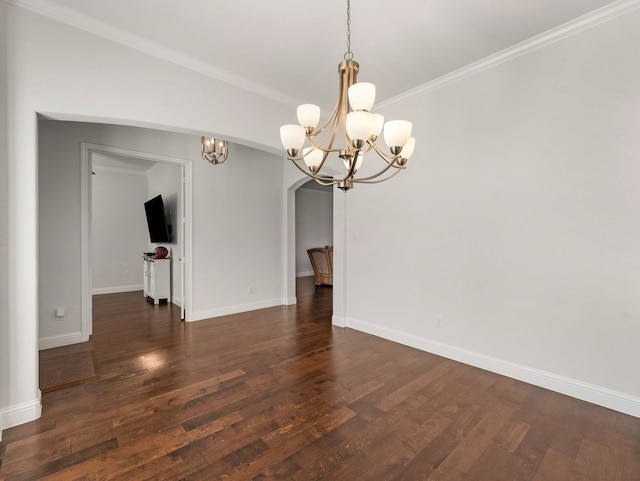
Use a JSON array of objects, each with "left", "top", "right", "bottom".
[{"left": 307, "top": 246, "right": 333, "bottom": 286}]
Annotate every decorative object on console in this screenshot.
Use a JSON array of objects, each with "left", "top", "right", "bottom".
[
  {"left": 201, "top": 137, "right": 229, "bottom": 165},
  {"left": 307, "top": 246, "right": 333, "bottom": 286},
  {"left": 154, "top": 246, "right": 169, "bottom": 259},
  {"left": 279, "top": 0, "right": 415, "bottom": 191}
]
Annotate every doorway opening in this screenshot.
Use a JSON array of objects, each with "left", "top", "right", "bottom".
[{"left": 82, "top": 142, "right": 193, "bottom": 337}]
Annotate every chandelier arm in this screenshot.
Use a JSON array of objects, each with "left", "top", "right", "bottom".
[
  {"left": 351, "top": 155, "right": 405, "bottom": 183},
  {"left": 353, "top": 168, "right": 403, "bottom": 184},
  {"left": 304, "top": 103, "right": 345, "bottom": 174},
  {"left": 339, "top": 149, "right": 360, "bottom": 182},
  {"left": 305, "top": 138, "right": 342, "bottom": 154},
  {"left": 367, "top": 140, "right": 401, "bottom": 167},
  {"left": 310, "top": 93, "right": 342, "bottom": 138},
  {"left": 301, "top": 135, "right": 339, "bottom": 174},
  {"left": 313, "top": 177, "right": 338, "bottom": 186},
  {"left": 290, "top": 157, "right": 339, "bottom": 185}
]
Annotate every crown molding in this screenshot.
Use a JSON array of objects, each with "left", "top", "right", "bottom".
[
  {"left": 7, "top": 0, "right": 640, "bottom": 111},
  {"left": 5, "top": 0, "right": 300, "bottom": 107},
  {"left": 377, "top": 0, "right": 640, "bottom": 110}
]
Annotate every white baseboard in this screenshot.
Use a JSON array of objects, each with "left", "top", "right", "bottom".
[
  {"left": 284, "top": 296, "right": 297, "bottom": 305},
  {"left": 39, "top": 331, "right": 88, "bottom": 350},
  {"left": 296, "top": 271, "right": 314, "bottom": 278},
  {"left": 92, "top": 284, "right": 143, "bottom": 295},
  {"left": 190, "top": 298, "right": 287, "bottom": 323},
  {"left": 332, "top": 315, "right": 347, "bottom": 328},
  {"left": 0, "top": 393, "right": 42, "bottom": 442},
  {"left": 346, "top": 317, "right": 640, "bottom": 418}
]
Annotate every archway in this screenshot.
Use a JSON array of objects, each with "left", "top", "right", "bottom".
[{"left": 283, "top": 170, "right": 347, "bottom": 326}]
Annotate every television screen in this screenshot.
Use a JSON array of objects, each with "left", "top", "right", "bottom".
[{"left": 144, "top": 195, "right": 171, "bottom": 243}]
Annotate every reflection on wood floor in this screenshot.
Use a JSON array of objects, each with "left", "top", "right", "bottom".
[{"left": 0, "top": 276, "right": 638, "bottom": 480}]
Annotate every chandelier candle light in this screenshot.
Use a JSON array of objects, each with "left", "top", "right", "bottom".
[
  {"left": 280, "top": 0, "right": 415, "bottom": 191},
  {"left": 201, "top": 137, "right": 229, "bottom": 165}
]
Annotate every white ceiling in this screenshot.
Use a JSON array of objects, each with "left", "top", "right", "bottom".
[{"left": 35, "top": 0, "right": 619, "bottom": 109}]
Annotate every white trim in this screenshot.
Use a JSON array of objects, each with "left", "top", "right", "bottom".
[
  {"left": 346, "top": 317, "right": 640, "bottom": 418},
  {"left": 39, "top": 331, "right": 87, "bottom": 350},
  {"left": 332, "top": 315, "right": 347, "bottom": 328},
  {"left": 6, "top": 0, "right": 299, "bottom": 107},
  {"left": 190, "top": 298, "right": 289, "bottom": 323},
  {"left": 81, "top": 142, "right": 194, "bottom": 340},
  {"left": 377, "top": 0, "right": 640, "bottom": 110},
  {"left": 8, "top": 0, "right": 640, "bottom": 112},
  {"left": 80, "top": 142, "right": 92, "bottom": 339},
  {"left": 91, "top": 163, "right": 151, "bottom": 176},
  {"left": 0, "top": 394, "right": 42, "bottom": 441},
  {"left": 284, "top": 168, "right": 344, "bottom": 326},
  {"left": 296, "top": 270, "right": 314, "bottom": 278},
  {"left": 92, "top": 284, "right": 143, "bottom": 295}
]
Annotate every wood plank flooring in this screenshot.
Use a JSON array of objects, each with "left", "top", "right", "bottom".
[{"left": 1, "top": 277, "right": 638, "bottom": 480}]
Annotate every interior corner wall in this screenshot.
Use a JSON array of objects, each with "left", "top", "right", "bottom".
[
  {"left": 91, "top": 163, "right": 149, "bottom": 295},
  {"left": 295, "top": 186, "right": 333, "bottom": 276},
  {"left": 147, "top": 162, "right": 183, "bottom": 305},
  {"left": 0, "top": 0, "right": 12, "bottom": 438},
  {"left": 344, "top": 9, "right": 640, "bottom": 414}
]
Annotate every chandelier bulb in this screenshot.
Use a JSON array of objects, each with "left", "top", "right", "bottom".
[
  {"left": 348, "top": 82, "right": 376, "bottom": 111},
  {"left": 297, "top": 104, "right": 321, "bottom": 131},
  {"left": 384, "top": 120, "right": 413, "bottom": 151},
  {"left": 400, "top": 137, "right": 416, "bottom": 160},
  {"left": 280, "top": 124, "right": 306, "bottom": 151}
]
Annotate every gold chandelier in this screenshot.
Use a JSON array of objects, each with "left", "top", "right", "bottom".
[
  {"left": 280, "top": 0, "right": 415, "bottom": 191},
  {"left": 201, "top": 137, "right": 229, "bottom": 165}
]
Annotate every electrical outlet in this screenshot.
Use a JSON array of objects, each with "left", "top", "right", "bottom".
[
  {"left": 435, "top": 316, "right": 443, "bottom": 328},
  {"left": 248, "top": 285, "right": 254, "bottom": 294},
  {"left": 124, "top": 270, "right": 130, "bottom": 277}
]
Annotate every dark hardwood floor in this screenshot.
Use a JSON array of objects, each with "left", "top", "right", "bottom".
[{"left": 1, "top": 277, "right": 638, "bottom": 480}]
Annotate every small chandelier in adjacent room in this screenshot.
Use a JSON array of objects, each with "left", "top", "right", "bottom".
[
  {"left": 279, "top": 0, "right": 415, "bottom": 191},
  {"left": 201, "top": 137, "right": 229, "bottom": 165}
]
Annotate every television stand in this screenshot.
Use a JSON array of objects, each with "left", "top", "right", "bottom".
[{"left": 143, "top": 255, "right": 171, "bottom": 305}]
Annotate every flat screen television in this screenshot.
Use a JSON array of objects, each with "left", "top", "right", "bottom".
[{"left": 144, "top": 195, "right": 172, "bottom": 243}]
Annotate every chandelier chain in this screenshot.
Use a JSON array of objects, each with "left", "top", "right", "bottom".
[{"left": 344, "top": 0, "right": 353, "bottom": 61}]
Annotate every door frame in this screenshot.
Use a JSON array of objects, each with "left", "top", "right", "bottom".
[{"left": 81, "top": 142, "right": 193, "bottom": 337}]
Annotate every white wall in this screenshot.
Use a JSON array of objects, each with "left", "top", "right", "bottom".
[
  {"left": 91, "top": 161, "right": 149, "bottom": 295},
  {"left": 2, "top": 3, "right": 293, "bottom": 436},
  {"left": 0, "top": 0, "right": 14, "bottom": 437},
  {"left": 147, "top": 162, "right": 183, "bottom": 304},
  {"left": 192, "top": 142, "right": 284, "bottom": 318},
  {"left": 295, "top": 184, "right": 333, "bottom": 276},
  {"left": 38, "top": 119, "right": 285, "bottom": 343},
  {"left": 344, "top": 9, "right": 640, "bottom": 415}
]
